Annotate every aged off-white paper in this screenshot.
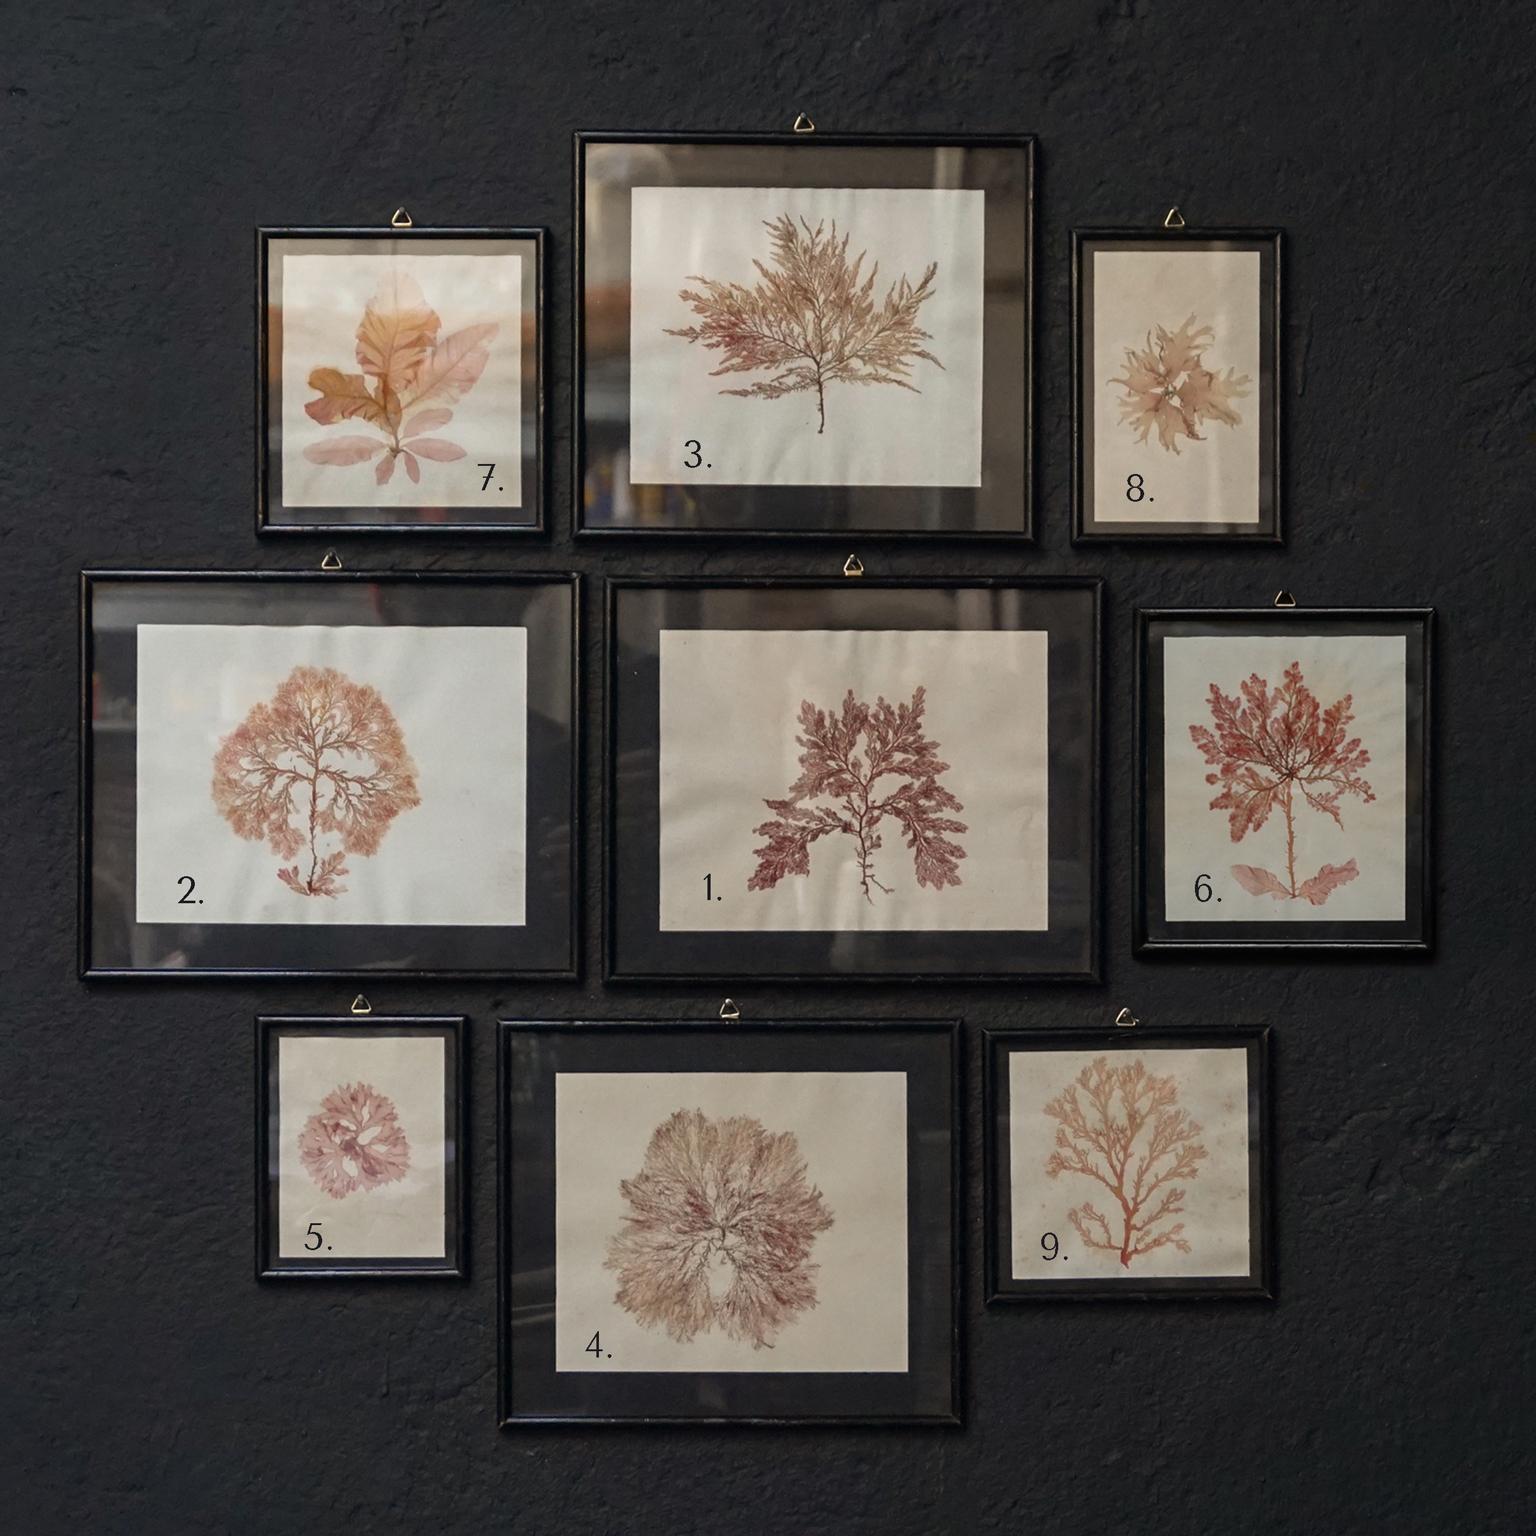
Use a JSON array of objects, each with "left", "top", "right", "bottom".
[
  {"left": 630, "top": 186, "right": 984, "bottom": 487},
  {"left": 1010, "top": 1046, "right": 1251, "bottom": 1280},
  {"left": 555, "top": 1070, "right": 908, "bottom": 1373},
  {"left": 1092, "top": 247, "right": 1260, "bottom": 523},
  {"left": 280, "top": 249, "right": 522, "bottom": 508},
  {"left": 136, "top": 624, "right": 527, "bottom": 926},
  {"left": 277, "top": 1033, "right": 447, "bottom": 1260},
  {"left": 1163, "top": 633, "right": 1406, "bottom": 921},
  {"left": 659, "top": 628, "right": 1049, "bottom": 932}
]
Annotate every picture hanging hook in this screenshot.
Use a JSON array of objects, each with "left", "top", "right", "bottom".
[
  {"left": 792, "top": 112, "right": 816, "bottom": 134},
  {"left": 1273, "top": 590, "right": 1297, "bottom": 608},
  {"left": 1163, "top": 206, "right": 1185, "bottom": 229},
  {"left": 350, "top": 994, "right": 373, "bottom": 1016},
  {"left": 390, "top": 207, "right": 413, "bottom": 229},
  {"left": 719, "top": 998, "right": 741, "bottom": 1020},
  {"left": 1114, "top": 1006, "right": 1139, "bottom": 1027},
  {"left": 320, "top": 549, "right": 343, "bottom": 571},
  {"left": 842, "top": 553, "right": 865, "bottom": 578}
]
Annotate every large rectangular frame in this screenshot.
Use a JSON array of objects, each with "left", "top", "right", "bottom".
[
  {"left": 257, "top": 1014, "right": 468, "bottom": 1280},
  {"left": 257, "top": 225, "right": 547, "bottom": 536},
  {"left": 80, "top": 570, "right": 580, "bottom": 979},
  {"left": 605, "top": 576, "right": 1101, "bottom": 982},
  {"left": 1073, "top": 227, "right": 1283, "bottom": 543},
  {"left": 1135, "top": 606, "right": 1433, "bottom": 952},
  {"left": 576, "top": 131, "right": 1035, "bottom": 540},
  {"left": 984, "top": 1024, "right": 1274, "bottom": 1302},
  {"left": 498, "top": 1019, "right": 961, "bottom": 1426}
]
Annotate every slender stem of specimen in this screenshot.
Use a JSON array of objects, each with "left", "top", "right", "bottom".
[{"left": 1282, "top": 782, "right": 1297, "bottom": 897}]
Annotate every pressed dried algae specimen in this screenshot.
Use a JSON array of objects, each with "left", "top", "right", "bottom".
[
  {"left": 666, "top": 214, "right": 942, "bottom": 434},
  {"left": 1189, "top": 661, "right": 1374, "bottom": 905},
  {"left": 211, "top": 665, "right": 421, "bottom": 898},
  {"left": 749, "top": 686, "right": 967, "bottom": 903},
  {"left": 298, "top": 1081, "right": 411, "bottom": 1198},
  {"left": 1110, "top": 314, "right": 1250, "bottom": 453},
  {"left": 302, "top": 269, "right": 498, "bottom": 484},
  {"left": 605, "top": 1109, "right": 834, "bottom": 1349},
  {"left": 1044, "top": 1056, "right": 1207, "bottom": 1268}
]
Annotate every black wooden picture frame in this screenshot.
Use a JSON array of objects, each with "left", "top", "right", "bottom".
[
  {"left": 80, "top": 570, "right": 579, "bottom": 979},
  {"left": 576, "top": 131, "right": 1035, "bottom": 539},
  {"left": 498, "top": 1019, "right": 961, "bottom": 1426},
  {"left": 257, "top": 1015, "right": 468, "bottom": 1280},
  {"left": 605, "top": 576, "right": 1101, "bottom": 983},
  {"left": 1136, "top": 606, "right": 1433, "bottom": 953},
  {"left": 1073, "top": 226, "right": 1283, "bottom": 542},
  {"left": 257, "top": 226, "right": 547, "bottom": 535},
  {"left": 985, "top": 1025, "right": 1273, "bottom": 1302}
]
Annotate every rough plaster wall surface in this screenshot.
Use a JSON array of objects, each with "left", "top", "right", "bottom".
[{"left": 2, "top": 1, "right": 1532, "bottom": 1531}]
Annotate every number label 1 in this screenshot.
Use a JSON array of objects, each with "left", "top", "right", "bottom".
[{"left": 1041, "top": 1232, "right": 1059, "bottom": 1261}]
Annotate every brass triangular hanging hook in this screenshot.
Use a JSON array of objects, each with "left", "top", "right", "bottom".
[
  {"left": 390, "top": 207, "right": 413, "bottom": 229},
  {"left": 1163, "top": 206, "right": 1185, "bottom": 229},
  {"left": 1114, "top": 1006, "right": 1139, "bottom": 1027},
  {"left": 719, "top": 998, "right": 741, "bottom": 1020},
  {"left": 320, "top": 549, "right": 343, "bottom": 571},
  {"left": 842, "top": 553, "right": 864, "bottom": 578},
  {"left": 350, "top": 994, "right": 373, "bottom": 1016},
  {"left": 1273, "top": 590, "right": 1297, "bottom": 608},
  {"left": 792, "top": 112, "right": 815, "bottom": 134}
]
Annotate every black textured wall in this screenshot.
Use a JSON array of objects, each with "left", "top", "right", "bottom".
[{"left": 4, "top": 3, "right": 1532, "bottom": 1531}]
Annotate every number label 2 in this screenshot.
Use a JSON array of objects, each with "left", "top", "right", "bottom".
[{"left": 176, "top": 875, "right": 201, "bottom": 905}]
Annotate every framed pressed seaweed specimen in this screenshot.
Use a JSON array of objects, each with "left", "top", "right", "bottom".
[
  {"left": 1136, "top": 606, "right": 1433, "bottom": 952},
  {"left": 258, "top": 226, "right": 545, "bottom": 534},
  {"left": 499, "top": 1019, "right": 959, "bottom": 1425},
  {"left": 258, "top": 1015, "right": 466, "bottom": 1278},
  {"left": 576, "top": 132, "right": 1034, "bottom": 538},
  {"left": 1073, "top": 227, "right": 1282, "bottom": 542},
  {"left": 606, "top": 577, "right": 1100, "bottom": 982},
  {"left": 81, "top": 570, "right": 577, "bottom": 978},
  {"left": 985, "top": 1025, "right": 1272, "bottom": 1301}
]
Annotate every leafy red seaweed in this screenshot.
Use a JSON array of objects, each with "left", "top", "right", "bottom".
[{"left": 749, "top": 685, "right": 967, "bottom": 903}]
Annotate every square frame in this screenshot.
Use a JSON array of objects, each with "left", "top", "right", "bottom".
[
  {"left": 257, "top": 226, "right": 547, "bottom": 535},
  {"left": 984, "top": 1025, "right": 1273, "bottom": 1302},
  {"left": 1073, "top": 227, "right": 1283, "bottom": 543},
  {"left": 575, "top": 131, "right": 1035, "bottom": 540},
  {"left": 498, "top": 1019, "right": 961, "bottom": 1426},
  {"left": 604, "top": 576, "right": 1102, "bottom": 983},
  {"left": 257, "top": 1015, "right": 468, "bottom": 1279},
  {"left": 80, "top": 569, "right": 579, "bottom": 979},
  {"left": 1135, "top": 606, "right": 1433, "bottom": 953}
]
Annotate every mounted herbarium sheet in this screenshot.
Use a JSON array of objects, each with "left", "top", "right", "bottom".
[
  {"left": 1073, "top": 226, "right": 1281, "bottom": 541},
  {"left": 258, "top": 227, "right": 544, "bottom": 533},
  {"left": 606, "top": 578, "right": 1099, "bottom": 981},
  {"left": 80, "top": 571, "right": 577, "bottom": 977},
  {"left": 258, "top": 1016, "right": 466, "bottom": 1278},
  {"left": 577, "top": 133, "right": 1034, "bottom": 536},
  {"left": 1136, "top": 606, "right": 1433, "bottom": 951},
  {"left": 499, "top": 1020, "right": 958, "bottom": 1424},
  {"left": 985, "top": 1026, "right": 1272, "bottom": 1301}
]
